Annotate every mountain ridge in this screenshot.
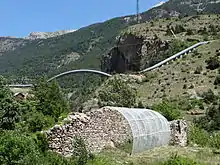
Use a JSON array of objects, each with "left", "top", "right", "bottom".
[{"left": 0, "top": 0, "right": 220, "bottom": 81}]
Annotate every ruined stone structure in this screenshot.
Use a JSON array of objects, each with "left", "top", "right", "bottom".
[
  {"left": 46, "top": 107, "right": 174, "bottom": 156},
  {"left": 46, "top": 107, "right": 132, "bottom": 157},
  {"left": 169, "top": 120, "right": 188, "bottom": 147}
]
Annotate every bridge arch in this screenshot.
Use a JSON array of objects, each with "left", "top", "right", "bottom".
[
  {"left": 47, "top": 69, "right": 112, "bottom": 82},
  {"left": 8, "top": 69, "right": 112, "bottom": 88}
]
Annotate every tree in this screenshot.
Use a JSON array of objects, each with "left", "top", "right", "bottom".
[
  {"left": 0, "top": 76, "right": 21, "bottom": 130},
  {"left": 98, "top": 77, "right": 137, "bottom": 107},
  {"left": 152, "top": 100, "right": 182, "bottom": 121},
  {"left": 32, "top": 77, "right": 69, "bottom": 121},
  {"left": 0, "top": 131, "right": 41, "bottom": 165}
]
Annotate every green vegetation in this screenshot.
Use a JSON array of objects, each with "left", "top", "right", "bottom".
[
  {"left": 159, "top": 154, "right": 201, "bottom": 165},
  {"left": 0, "top": 76, "right": 21, "bottom": 130},
  {"left": 32, "top": 77, "right": 69, "bottom": 121},
  {"left": 0, "top": 7, "right": 220, "bottom": 165},
  {"left": 152, "top": 100, "right": 182, "bottom": 121},
  {"left": 98, "top": 77, "right": 137, "bottom": 107},
  {"left": 206, "top": 56, "right": 220, "bottom": 70},
  {"left": 0, "top": 76, "right": 116, "bottom": 164}
]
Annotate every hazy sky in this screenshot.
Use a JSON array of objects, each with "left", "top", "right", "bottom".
[{"left": 0, "top": 0, "right": 165, "bottom": 37}]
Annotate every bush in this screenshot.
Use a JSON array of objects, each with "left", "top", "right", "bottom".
[
  {"left": 0, "top": 131, "right": 41, "bottom": 164},
  {"left": 160, "top": 153, "right": 199, "bottom": 165},
  {"left": 209, "top": 133, "right": 220, "bottom": 149},
  {"left": 98, "top": 77, "right": 137, "bottom": 107},
  {"left": 72, "top": 136, "right": 94, "bottom": 165},
  {"left": 186, "top": 29, "right": 194, "bottom": 35},
  {"left": 206, "top": 57, "right": 220, "bottom": 70},
  {"left": 24, "top": 111, "right": 55, "bottom": 132},
  {"left": 188, "top": 125, "right": 220, "bottom": 149},
  {"left": 194, "top": 66, "right": 202, "bottom": 74},
  {"left": 195, "top": 104, "right": 220, "bottom": 132},
  {"left": 188, "top": 125, "right": 209, "bottom": 147},
  {"left": 34, "top": 132, "right": 49, "bottom": 153},
  {"left": 152, "top": 100, "right": 182, "bottom": 121},
  {"left": 137, "top": 101, "right": 145, "bottom": 108},
  {"left": 214, "top": 75, "right": 220, "bottom": 85},
  {"left": 201, "top": 89, "right": 218, "bottom": 104}
]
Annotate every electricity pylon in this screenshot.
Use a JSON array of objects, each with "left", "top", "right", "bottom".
[{"left": 136, "top": 0, "right": 140, "bottom": 23}]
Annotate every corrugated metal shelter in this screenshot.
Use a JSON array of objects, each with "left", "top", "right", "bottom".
[{"left": 108, "top": 107, "right": 171, "bottom": 154}]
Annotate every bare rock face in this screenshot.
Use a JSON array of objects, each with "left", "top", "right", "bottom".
[
  {"left": 169, "top": 120, "right": 188, "bottom": 147},
  {"left": 24, "top": 30, "right": 76, "bottom": 40},
  {"left": 101, "top": 34, "right": 170, "bottom": 73},
  {"left": 0, "top": 37, "right": 27, "bottom": 56},
  {"left": 46, "top": 107, "right": 132, "bottom": 156}
]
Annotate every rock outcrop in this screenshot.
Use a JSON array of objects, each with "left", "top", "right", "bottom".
[
  {"left": 101, "top": 34, "right": 170, "bottom": 73},
  {"left": 0, "top": 37, "right": 27, "bottom": 56},
  {"left": 24, "top": 30, "right": 76, "bottom": 40}
]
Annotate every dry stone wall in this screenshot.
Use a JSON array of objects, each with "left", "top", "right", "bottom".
[
  {"left": 169, "top": 120, "right": 188, "bottom": 147},
  {"left": 46, "top": 107, "right": 132, "bottom": 157},
  {"left": 46, "top": 106, "right": 188, "bottom": 157}
]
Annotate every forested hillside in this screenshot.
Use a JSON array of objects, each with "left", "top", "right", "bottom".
[{"left": 1, "top": 0, "right": 220, "bottom": 81}]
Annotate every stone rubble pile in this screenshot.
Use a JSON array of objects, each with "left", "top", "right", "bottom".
[{"left": 46, "top": 107, "right": 132, "bottom": 157}]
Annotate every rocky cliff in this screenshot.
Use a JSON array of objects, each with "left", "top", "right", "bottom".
[{"left": 101, "top": 33, "right": 170, "bottom": 73}]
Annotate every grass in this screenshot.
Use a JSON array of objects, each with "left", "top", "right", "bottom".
[
  {"left": 97, "top": 146, "right": 220, "bottom": 165},
  {"left": 137, "top": 40, "right": 220, "bottom": 106}
]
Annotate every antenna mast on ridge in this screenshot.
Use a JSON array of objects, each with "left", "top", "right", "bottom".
[{"left": 136, "top": 0, "right": 140, "bottom": 23}]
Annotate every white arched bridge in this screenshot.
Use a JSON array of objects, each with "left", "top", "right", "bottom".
[
  {"left": 9, "top": 69, "right": 112, "bottom": 88},
  {"left": 8, "top": 41, "right": 210, "bottom": 88}
]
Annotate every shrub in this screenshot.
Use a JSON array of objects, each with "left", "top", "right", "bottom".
[
  {"left": 34, "top": 132, "right": 49, "bottom": 153},
  {"left": 174, "top": 24, "right": 186, "bottom": 34},
  {"left": 188, "top": 125, "right": 209, "bottom": 147},
  {"left": 152, "top": 100, "right": 182, "bottom": 121},
  {"left": 194, "top": 66, "right": 202, "bottom": 74},
  {"left": 98, "top": 77, "right": 137, "bottom": 107},
  {"left": 209, "top": 133, "right": 220, "bottom": 149},
  {"left": 24, "top": 111, "right": 55, "bottom": 132},
  {"left": 160, "top": 153, "right": 200, "bottom": 165},
  {"left": 194, "top": 103, "right": 220, "bottom": 132},
  {"left": 137, "top": 101, "right": 145, "bottom": 108},
  {"left": 0, "top": 130, "right": 41, "bottom": 164},
  {"left": 214, "top": 75, "right": 220, "bottom": 85},
  {"left": 188, "top": 84, "right": 194, "bottom": 89},
  {"left": 188, "top": 125, "right": 220, "bottom": 149},
  {"left": 186, "top": 29, "right": 194, "bottom": 35},
  {"left": 183, "top": 84, "right": 187, "bottom": 89},
  {"left": 206, "top": 57, "right": 220, "bottom": 70},
  {"left": 201, "top": 89, "right": 218, "bottom": 104},
  {"left": 209, "top": 24, "right": 217, "bottom": 35},
  {"left": 72, "top": 136, "right": 93, "bottom": 165}
]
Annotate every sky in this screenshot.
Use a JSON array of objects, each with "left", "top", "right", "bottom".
[{"left": 0, "top": 0, "right": 165, "bottom": 37}]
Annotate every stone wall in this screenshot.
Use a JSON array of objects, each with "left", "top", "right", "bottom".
[
  {"left": 169, "top": 120, "right": 188, "bottom": 147},
  {"left": 46, "top": 107, "right": 188, "bottom": 157},
  {"left": 46, "top": 107, "right": 132, "bottom": 157}
]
